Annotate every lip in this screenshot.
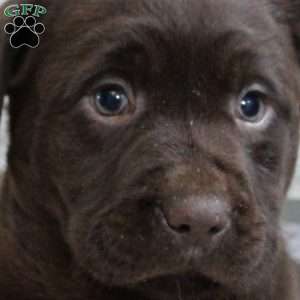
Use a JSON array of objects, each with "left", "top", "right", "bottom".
[
  {"left": 133, "top": 272, "right": 222, "bottom": 300},
  {"left": 154, "top": 205, "right": 216, "bottom": 275}
]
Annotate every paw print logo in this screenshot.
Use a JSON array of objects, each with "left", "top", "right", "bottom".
[{"left": 4, "top": 16, "right": 45, "bottom": 48}]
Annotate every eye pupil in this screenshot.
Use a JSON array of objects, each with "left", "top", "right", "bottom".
[
  {"left": 95, "top": 86, "right": 128, "bottom": 115},
  {"left": 240, "top": 92, "right": 261, "bottom": 119},
  {"left": 97, "top": 90, "right": 122, "bottom": 111}
]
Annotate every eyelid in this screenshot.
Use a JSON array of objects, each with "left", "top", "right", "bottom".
[
  {"left": 240, "top": 83, "right": 268, "bottom": 99},
  {"left": 237, "top": 108, "right": 274, "bottom": 129},
  {"left": 90, "top": 77, "right": 132, "bottom": 96}
]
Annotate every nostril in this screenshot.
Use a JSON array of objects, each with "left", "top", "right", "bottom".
[
  {"left": 208, "top": 225, "right": 224, "bottom": 236},
  {"left": 156, "top": 205, "right": 191, "bottom": 234},
  {"left": 208, "top": 217, "right": 230, "bottom": 237}
]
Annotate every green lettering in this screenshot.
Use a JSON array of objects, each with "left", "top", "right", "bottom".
[
  {"left": 21, "top": 4, "right": 34, "bottom": 16},
  {"left": 4, "top": 5, "right": 20, "bottom": 17},
  {"left": 32, "top": 5, "right": 47, "bottom": 17}
]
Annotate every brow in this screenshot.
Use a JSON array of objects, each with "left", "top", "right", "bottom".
[{"left": 58, "top": 16, "right": 169, "bottom": 94}]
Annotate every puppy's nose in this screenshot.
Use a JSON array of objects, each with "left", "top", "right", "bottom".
[{"left": 161, "top": 196, "right": 230, "bottom": 242}]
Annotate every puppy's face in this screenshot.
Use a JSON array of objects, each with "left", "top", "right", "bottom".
[{"left": 4, "top": 0, "right": 300, "bottom": 296}]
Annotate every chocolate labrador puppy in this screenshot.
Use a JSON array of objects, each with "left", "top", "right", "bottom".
[{"left": 0, "top": 0, "right": 299, "bottom": 299}]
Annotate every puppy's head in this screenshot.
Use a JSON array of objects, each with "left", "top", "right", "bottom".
[{"left": 1, "top": 0, "right": 300, "bottom": 296}]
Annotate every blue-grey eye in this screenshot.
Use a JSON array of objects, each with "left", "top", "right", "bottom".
[
  {"left": 239, "top": 90, "right": 265, "bottom": 122},
  {"left": 94, "top": 85, "right": 129, "bottom": 116}
]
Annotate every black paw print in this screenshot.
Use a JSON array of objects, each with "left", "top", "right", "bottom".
[{"left": 4, "top": 16, "right": 45, "bottom": 48}]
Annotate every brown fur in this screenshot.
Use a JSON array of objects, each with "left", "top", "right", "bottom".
[{"left": 0, "top": 0, "right": 299, "bottom": 299}]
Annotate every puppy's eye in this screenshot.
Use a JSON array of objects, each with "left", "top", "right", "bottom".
[
  {"left": 93, "top": 84, "right": 129, "bottom": 116},
  {"left": 238, "top": 89, "right": 266, "bottom": 123}
]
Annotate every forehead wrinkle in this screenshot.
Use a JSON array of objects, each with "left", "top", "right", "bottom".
[
  {"left": 41, "top": 0, "right": 294, "bottom": 109},
  {"left": 213, "top": 29, "right": 283, "bottom": 76},
  {"left": 50, "top": 17, "right": 171, "bottom": 102},
  {"left": 49, "top": 0, "right": 281, "bottom": 73}
]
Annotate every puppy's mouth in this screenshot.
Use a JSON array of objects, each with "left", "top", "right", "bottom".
[
  {"left": 131, "top": 272, "right": 223, "bottom": 300},
  {"left": 72, "top": 191, "right": 267, "bottom": 291}
]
